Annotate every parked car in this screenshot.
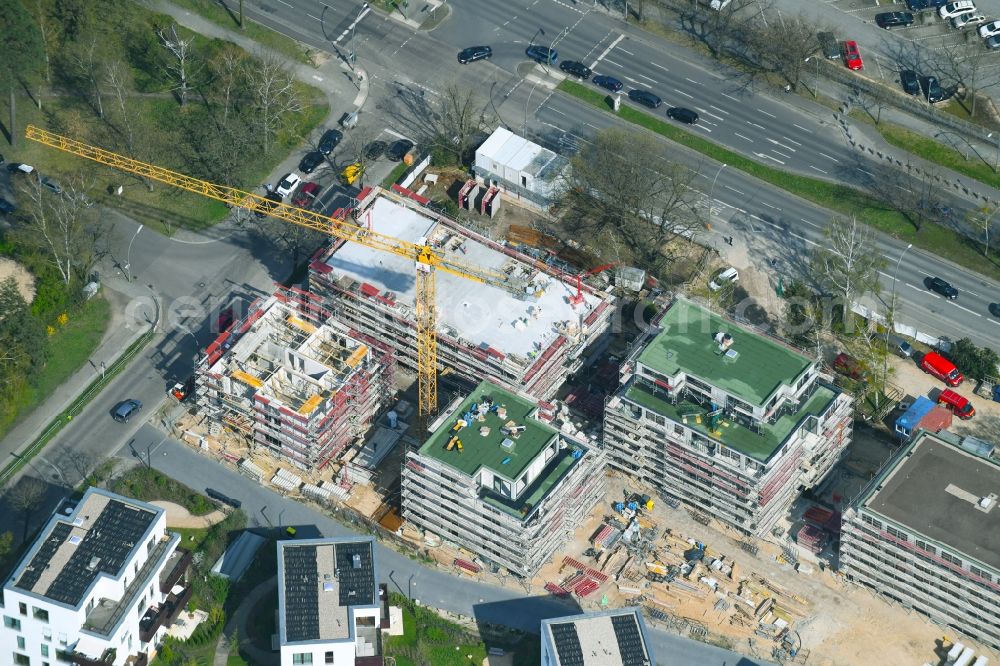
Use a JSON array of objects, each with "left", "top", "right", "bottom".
[
  {"left": 900, "top": 69, "right": 920, "bottom": 95},
  {"left": 593, "top": 75, "right": 623, "bottom": 92},
  {"left": 6, "top": 162, "right": 34, "bottom": 175},
  {"left": 922, "top": 75, "right": 945, "bottom": 102},
  {"left": 292, "top": 181, "right": 321, "bottom": 208},
  {"left": 298, "top": 151, "right": 324, "bottom": 175},
  {"left": 906, "top": 0, "right": 947, "bottom": 9},
  {"left": 895, "top": 339, "right": 915, "bottom": 358},
  {"left": 40, "top": 176, "right": 62, "bottom": 194},
  {"left": 628, "top": 89, "right": 662, "bottom": 108},
  {"left": 833, "top": 353, "right": 865, "bottom": 380},
  {"left": 979, "top": 19, "right": 1000, "bottom": 36},
  {"left": 457, "top": 45, "right": 492, "bottom": 64},
  {"left": 387, "top": 139, "right": 414, "bottom": 162},
  {"left": 365, "top": 140, "right": 387, "bottom": 161},
  {"left": 986, "top": 34, "right": 1000, "bottom": 48},
  {"left": 667, "top": 107, "right": 699, "bottom": 124},
  {"left": 926, "top": 276, "right": 958, "bottom": 298},
  {"left": 111, "top": 399, "right": 143, "bottom": 423},
  {"left": 255, "top": 191, "right": 282, "bottom": 218},
  {"left": 817, "top": 31, "right": 841, "bottom": 59},
  {"left": 275, "top": 173, "right": 301, "bottom": 197},
  {"left": 318, "top": 128, "right": 343, "bottom": 154},
  {"left": 920, "top": 351, "right": 964, "bottom": 386},
  {"left": 0, "top": 197, "right": 15, "bottom": 215},
  {"left": 937, "top": 388, "right": 975, "bottom": 419},
  {"left": 876, "top": 11, "right": 914, "bottom": 28},
  {"left": 709, "top": 267, "right": 739, "bottom": 291},
  {"left": 560, "top": 60, "right": 592, "bottom": 79},
  {"left": 939, "top": 0, "right": 976, "bottom": 19},
  {"left": 842, "top": 40, "right": 864, "bottom": 70},
  {"left": 526, "top": 45, "right": 557, "bottom": 64},
  {"left": 951, "top": 11, "right": 987, "bottom": 28}
]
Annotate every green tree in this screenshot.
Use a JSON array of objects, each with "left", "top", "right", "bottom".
[
  {"left": 947, "top": 338, "right": 1000, "bottom": 382},
  {"left": 0, "top": 1, "right": 44, "bottom": 147},
  {"left": 0, "top": 530, "right": 13, "bottom": 560},
  {"left": 811, "top": 216, "right": 885, "bottom": 332}
]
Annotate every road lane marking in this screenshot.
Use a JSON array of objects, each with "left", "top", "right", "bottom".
[
  {"left": 636, "top": 73, "right": 657, "bottom": 84},
  {"left": 650, "top": 62, "right": 669, "bottom": 72},
  {"left": 810, "top": 165, "right": 828, "bottom": 174},
  {"left": 747, "top": 121, "right": 766, "bottom": 130},
  {"left": 950, "top": 302, "right": 981, "bottom": 317},
  {"left": 761, "top": 201, "right": 779, "bottom": 209},
  {"left": 709, "top": 104, "right": 730, "bottom": 115},
  {"left": 721, "top": 92, "right": 740, "bottom": 101},
  {"left": 734, "top": 132, "right": 753, "bottom": 142},
  {"left": 859, "top": 168, "right": 874, "bottom": 177},
  {"left": 604, "top": 58, "right": 624, "bottom": 68},
  {"left": 685, "top": 77, "right": 703, "bottom": 85},
  {"left": 790, "top": 231, "right": 817, "bottom": 246},
  {"left": 674, "top": 88, "right": 694, "bottom": 98},
  {"left": 589, "top": 33, "right": 626, "bottom": 69},
  {"left": 781, "top": 135, "right": 802, "bottom": 147},
  {"left": 766, "top": 137, "right": 797, "bottom": 152},
  {"left": 772, "top": 149, "right": 792, "bottom": 159},
  {"left": 757, "top": 108, "right": 777, "bottom": 118},
  {"left": 725, "top": 185, "right": 745, "bottom": 195},
  {"left": 618, "top": 48, "right": 635, "bottom": 55},
  {"left": 307, "top": 13, "right": 321, "bottom": 21},
  {"left": 700, "top": 109, "right": 725, "bottom": 121},
  {"left": 793, "top": 124, "right": 813, "bottom": 133},
  {"left": 755, "top": 152, "right": 784, "bottom": 164},
  {"left": 818, "top": 151, "right": 840, "bottom": 162}
]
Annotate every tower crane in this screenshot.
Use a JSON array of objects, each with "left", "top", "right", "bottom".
[{"left": 25, "top": 125, "right": 531, "bottom": 423}]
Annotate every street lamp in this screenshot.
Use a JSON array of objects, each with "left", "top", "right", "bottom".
[
  {"left": 707, "top": 163, "right": 727, "bottom": 216},
  {"left": 125, "top": 224, "right": 143, "bottom": 283},
  {"left": 804, "top": 57, "right": 819, "bottom": 98},
  {"left": 349, "top": 3, "right": 369, "bottom": 66},
  {"left": 988, "top": 132, "right": 1000, "bottom": 173},
  {"left": 529, "top": 28, "right": 544, "bottom": 49},
  {"left": 883, "top": 242, "right": 913, "bottom": 387}
]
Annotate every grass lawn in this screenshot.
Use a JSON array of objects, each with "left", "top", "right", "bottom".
[
  {"left": 227, "top": 657, "right": 250, "bottom": 666},
  {"left": 110, "top": 467, "right": 217, "bottom": 515},
  {"left": 169, "top": 0, "right": 314, "bottom": 64},
  {"left": 873, "top": 121, "right": 1000, "bottom": 191},
  {"left": 0, "top": 295, "right": 110, "bottom": 440},
  {"left": 558, "top": 80, "right": 1000, "bottom": 281},
  {"left": 382, "top": 160, "right": 411, "bottom": 188}
]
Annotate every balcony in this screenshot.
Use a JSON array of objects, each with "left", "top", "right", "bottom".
[
  {"left": 59, "top": 648, "right": 116, "bottom": 666},
  {"left": 139, "top": 583, "right": 194, "bottom": 643},
  {"left": 159, "top": 548, "right": 192, "bottom": 594}
]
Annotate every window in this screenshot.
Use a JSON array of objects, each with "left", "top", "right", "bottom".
[
  {"left": 31, "top": 608, "right": 48, "bottom": 623},
  {"left": 13, "top": 653, "right": 29, "bottom": 666},
  {"left": 886, "top": 526, "right": 908, "bottom": 542},
  {"left": 292, "top": 654, "right": 314, "bottom": 665},
  {"left": 17, "top": 637, "right": 25, "bottom": 650},
  {"left": 861, "top": 514, "right": 882, "bottom": 530},
  {"left": 325, "top": 653, "right": 334, "bottom": 665},
  {"left": 40, "top": 645, "right": 48, "bottom": 658},
  {"left": 970, "top": 566, "right": 992, "bottom": 582},
  {"left": 18, "top": 603, "right": 27, "bottom": 616},
  {"left": 57, "top": 634, "right": 67, "bottom": 646},
  {"left": 42, "top": 628, "right": 50, "bottom": 641},
  {"left": 4, "top": 616, "right": 21, "bottom": 631},
  {"left": 915, "top": 540, "right": 936, "bottom": 555},
  {"left": 941, "top": 552, "right": 963, "bottom": 568}
]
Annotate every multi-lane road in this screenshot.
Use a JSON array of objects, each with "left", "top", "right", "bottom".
[{"left": 232, "top": 0, "right": 1000, "bottom": 346}]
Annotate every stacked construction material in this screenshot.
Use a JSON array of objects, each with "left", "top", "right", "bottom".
[
  {"left": 796, "top": 524, "right": 827, "bottom": 554},
  {"left": 544, "top": 582, "right": 570, "bottom": 597},
  {"left": 803, "top": 505, "right": 842, "bottom": 534},
  {"left": 271, "top": 468, "right": 303, "bottom": 492},
  {"left": 454, "top": 558, "right": 481, "bottom": 574}
]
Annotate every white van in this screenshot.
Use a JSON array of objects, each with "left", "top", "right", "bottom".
[{"left": 710, "top": 267, "right": 739, "bottom": 291}]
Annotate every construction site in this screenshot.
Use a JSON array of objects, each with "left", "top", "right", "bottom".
[
  {"left": 308, "top": 187, "right": 616, "bottom": 401},
  {"left": 191, "top": 288, "right": 395, "bottom": 472}
]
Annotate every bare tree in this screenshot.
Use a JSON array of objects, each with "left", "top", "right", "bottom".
[
  {"left": 244, "top": 52, "right": 300, "bottom": 153},
  {"left": 7, "top": 476, "right": 48, "bottom": 541},
  {"left": 747, "top": 11, "right": 820, "bottom": 91},
  {"left": 15, "top": 174, "right": 102, "bottom": 287},
  {"left": 429, "top": 82, "right": 495, "bottom": 166},
  {"left": 158, "top": 24, "right": 201, "bottom": 108},
  {"left": 967, "top": 205, "right": 998, "bottom": 257},
  {"left": 811, "top": 216, "right": 885, "bottom": 330},
  {"left": 66, "top": 34, "right": 107, "bottom": 119},
  {"left": 105, "top": 59, "right": 136, "bottom": 152},
  {"left": 211, "top": 45, "right": 248, "bottom": 125},
  {"left": 677, "top": 0, "right": 768, "bottom": 58},
  {"left": 560, "top": 127, "right": 702, "bottom": 275},
  {"left": 852, "top": 82, "right": 892, "bottom": 126}
]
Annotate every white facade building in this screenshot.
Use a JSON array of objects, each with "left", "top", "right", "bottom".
[
  {"left": 0, "top": 488, "right": 188, "bottom": 666},
  {"left": 473, "top": 127, "right": 567, "bottom": 209},
  {"left": 278, "top": 537, "right": 384, "bottom": 666}
]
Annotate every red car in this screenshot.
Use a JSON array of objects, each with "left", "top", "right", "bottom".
[
  {"left": 292, "top": 182, "right": 321, "bottom": 208},
  {"left": 842, "top": 41, "right": 863, "bottom": 70}
]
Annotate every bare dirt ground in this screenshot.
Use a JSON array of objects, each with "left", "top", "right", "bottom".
[
  {"left": 889, "top": 354, "right": 1000, "bottom": 432},
  {"left": 0, "top": 257, "right": 36, "bottom": 303}
]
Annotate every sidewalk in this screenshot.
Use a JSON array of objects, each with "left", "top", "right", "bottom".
[{"left": 0, "top": 280, "right": 154, "bottom": 472}]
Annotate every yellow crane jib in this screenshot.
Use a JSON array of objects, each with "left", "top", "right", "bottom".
[{"left": 24, "top": 125, "right": 531, "bottom": 423}]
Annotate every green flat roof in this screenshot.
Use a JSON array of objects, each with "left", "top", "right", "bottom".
[
  {"left": 624, "top": 380, "right": 839, "bottom": 462},
  {"left": 638, "top": 300, "right": 812, "bottom": 406},
  {"left": 420, "top": 381, "right": 556, "bottom": 480}
]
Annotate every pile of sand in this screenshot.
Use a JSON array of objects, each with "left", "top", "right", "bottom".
[{"left": 0, "top": 257, "right": 36, "bottom": 303}]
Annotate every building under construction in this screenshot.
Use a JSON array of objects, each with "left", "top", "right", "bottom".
[
  {"left": 840, "top": 430, "right": 1000, "bottom": 650},
  {"left": 603, "top": 299, "right": 853, "bottom": 537},
  {"left": 195, "top": 288, "right": 394, "bottom": 471},
  {"left": 309, "top": 187, "right": 615, "bottom": 401},
  {"left": 401, "top": 380, "right": 606, "bottom": 578}
]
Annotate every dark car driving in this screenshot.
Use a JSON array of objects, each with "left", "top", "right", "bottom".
[
  {"left": 318, "top": 129, "right": 343, "bottom": 154},
  {"left": 559, "top": 60, "right": 592, "bottom": 79},
  {"left": 592, "top": 75, "right": 623, "bottom": 92},
  {"left": 927, "top": 276, "right": 958, "bottom": 299},
  {"left": 667, "top": 107, "right": 699, "bottom": 124},
  {"left": 298, "top": 151, "right": 325, "bottom": 174},
  {"left": 458, "top": 45, "right": 492, "bottom": 64},
  {"left": 900, "top": 69, "right": 920, "bottom": 95},
  {"left": 628, "top": 89, "right": 662, "bottom": 109},
  {"left": 526, "top": 45, "right": 557, "bottom": 64},
  {"left": 875, "top": 11, "right": 914, "bottom": 28},
  {"left": 112, "top": 399, "right": 143, "bottom": 423}
]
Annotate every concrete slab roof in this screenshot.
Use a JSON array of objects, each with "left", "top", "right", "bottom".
[
  {"left": 477, "top": 127, "right": 561, "bottom": 178},
  {"left": 321, "top": 194, "right": 600, "bottom": 359},
  {"left": 863, "top": 432, "right": 1000, "bottom": 571},
  {"left": 638, "top": 299, "right": 813, "bottom": 406},
  {"left": 419, "top": 380, "right": 556, "bottom": 481}
]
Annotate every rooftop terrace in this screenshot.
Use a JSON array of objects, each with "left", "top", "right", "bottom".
[
  {"left": 863, "top": 432, "right": 1000, "bottom": 571},
  {"left": 638, "top": 300, "right": 812, "bottom": 406},
  {"left": 420, "top": 381, "right": 557, "bottom": 481},
  {"left": 319, "top": 193, "right": 601, "bottom": 359},
  {"left": 623, "top": 379, "right": 839, "bottom": 462}
]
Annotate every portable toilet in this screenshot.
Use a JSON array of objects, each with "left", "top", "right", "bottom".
[
  {"left": 972, "top": 655, "right": 989, "bottom": 666},
  {"left": 954, "top": 647, "right": 977, "bottom": 666},
  {"left": 947, "top": 643, "right": 966, "bottom": 664}
]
